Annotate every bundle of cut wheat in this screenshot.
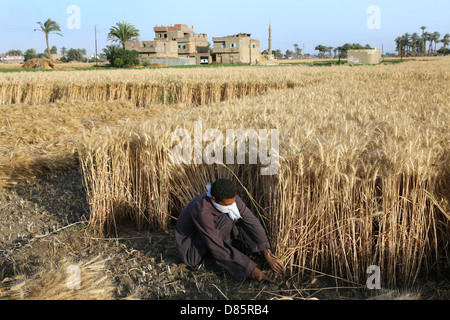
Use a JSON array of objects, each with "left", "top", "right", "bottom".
[{"left": 0, "top": 256, "right": 114, "bottom": 300}]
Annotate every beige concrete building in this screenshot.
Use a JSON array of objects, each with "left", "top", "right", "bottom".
[
  {"left": 212, "top": 34, "right": 260, "bottom": 65},
  {"left": 125, "top": 40, "right": 178, "bottom": 59},
  {"left": 154, "top": 24, "right": 209, "bottom": 57},
  {"left": 126, "top": 24, "right": 212, "bottom": 65},
  {"left": 347, "top": 49, "right": 382, "bottom": 65},
  {"left": 50, "top": 54, "right": 62, "bottom": 61}
]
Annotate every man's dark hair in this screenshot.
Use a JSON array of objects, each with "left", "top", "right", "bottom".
[{"left": 211, "top": 179, "right": 237, "bottom": 202}]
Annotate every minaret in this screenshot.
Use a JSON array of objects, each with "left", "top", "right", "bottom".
[{"left": 268, "top": 21, "right": 273, "bottom": 60}]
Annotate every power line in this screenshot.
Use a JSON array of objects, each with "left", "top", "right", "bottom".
[
  {"left": 0, "top": 23, "right": 34, "bottom": 29},
  {"left": 0, "top": 23, "right": 102, "bottom": 34},
  {"left": 0, "top": 24, "right": 35, "bottom": 34}
]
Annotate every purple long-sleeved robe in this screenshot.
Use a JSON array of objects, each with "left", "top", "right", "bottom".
[{"left": 175, "top": 194, "right": 270, "bottom": 280}]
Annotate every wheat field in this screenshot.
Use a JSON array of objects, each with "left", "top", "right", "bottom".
[
  {"left": 0, "top": 66, "right": 318, "bottom": 106},
  {"left": 0, "top": 66, "right": 318, "bottom": 188},
  {"left": 1, "top": 59, "right": 449, "bottom": 288}
]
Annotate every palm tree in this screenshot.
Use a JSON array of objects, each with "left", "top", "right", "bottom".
[
  {"left": 108, "top": 22, "right": 140, "bottom": 49},
  {"left": 315, "top": 45, "right": 327, "bottom": 59},
  {"left": 426, "top": 32, "right": 437, "bottom": 56},
  {"left": 403, "top": 33, "right": 411, "bottom": 56},
  {"left": 395, "top": 36, "right": 404, "bottom": 59},
  {"left": 442, "top": 34, "right": 450, "bottom": 51},
  {"left": 60, "top": 47, "right": 67, "bottom": 58},
  {"left": 425, "top": 32, "right": 433, "bottom": 56},
  {"left": 432, "top": 32, "right": 441, "bottom": 55},
  {"left": 34, "top": 18, "right": 63, "bottom": 59},
  {"left": 293, "top": 43, "right": 300, "bottom": 58},
  {"left": 327, "top": 46, "right": 334, "bottom": 58},
  {"left": 76, "top": 48, "right": 87, "bottom": 62},
  {"left": 411, "top": 33, "right": 420, "bottom": 56},
  {"left": 420, "top": 26, "right": 427, "bottom": 56}
]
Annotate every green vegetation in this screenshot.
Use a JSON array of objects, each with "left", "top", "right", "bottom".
[
  {"left": 0, "top": 68, "right": 56, "bottom": 73},
  {"left": 103, "top": 45, "right": 140, "bottom": 67},
  {"left": 60, "top": 48, "right": 87, "bottom": 62},
  {"left": 286, "top": 59, "right": 347, "bottom": 67}
]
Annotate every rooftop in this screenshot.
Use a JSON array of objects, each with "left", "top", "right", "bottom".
[
  {"left": 154, "top": 24, "right": 194, "bottom": 32},
  {"left": 213, "top": 33, "right": 253, "bottom": 39}
]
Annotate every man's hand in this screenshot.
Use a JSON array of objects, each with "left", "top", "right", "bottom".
[
  {"left": 264, "top": 249, "right": 285, "bottom": 275},
  {"left": 250, "top": 267, "right": 269, "bottom": 282}
]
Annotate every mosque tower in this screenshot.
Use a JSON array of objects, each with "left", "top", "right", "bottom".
[{"left": 268, "top": 22, "right": 273, "bottom": 60}]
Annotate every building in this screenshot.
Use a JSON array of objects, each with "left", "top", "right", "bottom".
[
  {"left": 212, "top": 34, "right": 260, "bottom": 65},
  {"left": 347, "top": 49, "right": 382, "bottom": 65},
  {"left": 127, "top": 24, "right": 211, "bottom": 65},
  {"left": 126, "top": 24, "right": 264, "bottom": 66},
  {"left": 125, "top": 40, "right": 178, "bottom": 59},
  {"left": 0, "top": 55, "right": 25, "bottom": 63},
  {"left": 50, "top": 54, "right": 62, "bottom": 61},
  {"left": 154, "top": 24, "right": 211, "bottom": 63}
]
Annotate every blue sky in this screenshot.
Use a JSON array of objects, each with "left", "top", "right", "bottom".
[{"left": 1, "top": 0, "right": 449, "bottom": 55}]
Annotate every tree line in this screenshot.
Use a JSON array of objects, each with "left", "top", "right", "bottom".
[
  {"left": 395, "top": 26, "right": 450, "bottom": 57},
  {"left": 315, "top": 43, "right": 372, "bottom": 60},
  {"left": 3, "top": 47, "right": 91, "bottom": 63},
  {"left": 267, "top": 43, "right": 372, "bottom": 61}
]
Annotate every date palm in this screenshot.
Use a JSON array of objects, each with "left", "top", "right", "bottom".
[
  {"left": 327, "top": 46, "right": 334, "bottom": 57},
  {"left": 34, "top": 19, "right": 63, "bottom": 59},
  {"left": 403, "top": 33, "right": 411, "bottom": 56},
  {"left": 432, "top": 32, "right": 441, "bottom": 55},
  {"left": 442, "top": 34, "right": 450, "bottom": 51},
  {"left": 420, "top": 26, "right": 427, "bottom": 56},
  {"left": 108, "top": 22, "right": 140, "bottom": 49},
  {"left": 315, "top": 45, "right": 327, "bottom": 59},
  {"left": 425, "top": 32, "right": 433, "bottom": 56},
  {"left": 293, "top": 43, "right": 300, "bottom": 58},
  {"left": 395, "top": 36, "right": 404, "bottom": 59},
  {"left": 411, "top": 33, "right": 419, "bottom": 56}
]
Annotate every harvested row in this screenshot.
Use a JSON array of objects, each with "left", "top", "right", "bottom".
[
  {"left": 0, "top": 67, "right": 317, "bottom": 106},
  {"left": 79, "top": 59, "right": 450, "bottom": 288}
]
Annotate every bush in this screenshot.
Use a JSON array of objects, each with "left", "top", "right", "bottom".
[
  {"left": 37, "top": 53, "right": 50, "bottom": 59},
  {"left": 113, "top": 58, "right": 125, "bottom": 68},
  {"left": 103, "top": 45, "right": 139, "bottom": 68},
  {"left": 437, "top": 48, "right": 450, "bottom": 56},
  {"left": 24, "top": 49, "right": 37, "bottom": 62}
]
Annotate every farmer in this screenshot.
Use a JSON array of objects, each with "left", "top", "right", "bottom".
[{"left": 175, "top": 179, "right": 284, "bottom": 281}]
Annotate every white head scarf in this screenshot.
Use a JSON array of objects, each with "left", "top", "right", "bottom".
[{"left": 206, "top": 183, "right": 242, "bottom": 221}]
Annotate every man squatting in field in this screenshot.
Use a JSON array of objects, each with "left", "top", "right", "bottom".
[{"left": 175, "top": 179, "right": 285, "bottom": 281}]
